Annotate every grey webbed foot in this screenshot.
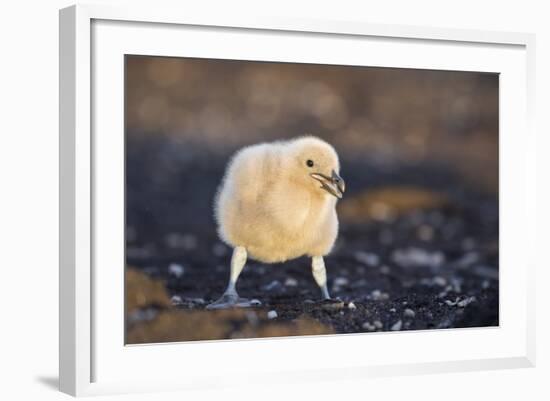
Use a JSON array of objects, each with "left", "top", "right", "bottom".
[{"left": 206, "top": 290, "right": 261, "bottom": 310}]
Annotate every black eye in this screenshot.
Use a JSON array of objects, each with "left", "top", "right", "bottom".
[{"left": 306, "top": 159, "right": 314, "bottom": 167}]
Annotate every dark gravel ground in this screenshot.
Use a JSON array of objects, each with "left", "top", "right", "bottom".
[{"left": 126, "top": 137, "right": 499, "bottom": 340}]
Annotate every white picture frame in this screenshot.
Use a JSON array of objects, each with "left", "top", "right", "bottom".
[{"left": 59, "top": 3, "right": 536, "bottom": 397}]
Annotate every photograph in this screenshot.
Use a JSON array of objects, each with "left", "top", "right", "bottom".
[{"left": 124, "top": 55, "right": 499, "bottom": 344}]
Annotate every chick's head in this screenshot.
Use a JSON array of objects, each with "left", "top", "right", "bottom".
[{"left": 286, "top": 136, "right": 346, "bottom": 199}]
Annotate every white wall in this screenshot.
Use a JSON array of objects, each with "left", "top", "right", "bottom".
[{"left": 0, "top": 0, "right": 547, "bottom": 400}]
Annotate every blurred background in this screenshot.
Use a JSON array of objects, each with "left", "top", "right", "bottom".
[{"left": 125, "top": 55, "right": 499, "bottom": 343}]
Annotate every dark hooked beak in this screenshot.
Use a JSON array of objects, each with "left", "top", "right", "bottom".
[{"left": 310, "top": 170, "right": 346, "bottom": 199}]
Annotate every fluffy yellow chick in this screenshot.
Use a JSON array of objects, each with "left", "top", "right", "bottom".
[{"left": 207, "top": 136, "right": 345, "bottom": 309}]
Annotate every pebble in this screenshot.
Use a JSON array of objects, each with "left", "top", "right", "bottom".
[
  {"left": 433, "top": 276, "right": 447, "bottom": 287},
  {"left": 454, "top": 252, "right": 479, "bottom": 268},
  {"left": 170, "top": 295, "right": 183, "bottom": 305},
  {"left": 373, "top": 320, "right": 383, "bottom": 329},
  {"left": 267, "top": 310, "right": 278, "bottom": 319},
  {"left": 165, "top": 233, "right": 197, "bottom": 250},
  {"left": 457, "top": 296, "right": 476, "bottom": 307},
  {"left": 403, "top": 308, "right": 416, "bottom": 318},
  {"left": 187, "top": 297, "right": 205, "bottom": 305},
  {"left": 362, "top": 322, "right": 376, "bottom": 331},
  {"left": 261, "top": 280, "right": 282, "bottom": 291},
  {"left": 371, "top": 289, "right": 389, "bottom": 301},
  {"left": 348, "top": 301, "right": 357, "bottom": 310},
  {"left": 333, "top": 277, "right": 349, "bottom": 286},
  {"left": 392, "top": 247, "right": 445, "bottom": 269},
  {"left": 354, "top": 251, "right": 380, "bottom": 267},
  {"left": 249, "top": 299, "right": 262, "bottom": 306},
  {"left": 284, "top": 277, "right": 298, "bottom": 287},
  {"left": 445, "top": 298, "right": 459, "bottom": 306},
  {"left": 168, "top": 263, "right": 185, "bottom": 278},
  {"left": 391, "top": 320, "right": 403, "bottom": 331}
]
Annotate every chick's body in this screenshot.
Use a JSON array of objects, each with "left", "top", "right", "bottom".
[{"left": 215, "top": 138, "right": 339, "bottom": 264}]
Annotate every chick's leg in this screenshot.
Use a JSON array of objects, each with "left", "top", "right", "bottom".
[
  {"left": 312, "top": 256, "right": 331, "bottom": 300},
  {"left": 206, "top": 246, "right": 260, "bottom": 309}
]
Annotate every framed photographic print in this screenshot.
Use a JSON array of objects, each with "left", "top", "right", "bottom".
[{"left": 59, "top": 4, "right": 536, "bottom": 396}]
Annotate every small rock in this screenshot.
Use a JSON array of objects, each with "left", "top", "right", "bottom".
[
  {"left": 433, "top": 276, "right": 447, "bottom": 287},
  {"left": 354, "top": 251, "right": 380, "bottom": 267},
  {"left": 403, "top": 308, "right": 416, "bottom": 318},
  {"left": 482, "top": 280, "right": 490, "bottom": 289},
  {"left": 267, "top": 310, "right": 278, "bottom": 319},
  {"left": 170, "top": 295, "right": 183, "bottom": 305},
  {"left": 348, "top": 301, "right": 357, "bottom": 310},
  {"left": 165, "top": 233, "right": 197, "bottom": 250},
  {"left": 284, "top": 277, "right": 298, "bottom": 287},
  {"left": 303, "top": 299, "right": 315, "bottom": 304},
  {"left": 261, "top": 280, "right": 282, "bottom": 291},
  {"left": 168, "top": 263, "right": 185, "bottom": 278},
  {"left": 444, "top": 297, "right": 459, "bottom": 306},
  {"left": 389, "top": 308, "right": 396, "bottom": 313},
  {"left": 391, "top": 320, "right": 403, "bottom": 331},
  {"left": 371, "top": 289, "right": 389, "bottom": 301},
  {"left": 249, "top": 299, "right": 262, "bottom": 306},
  {"left": 333, "top": 277, "right": 349, "bottom": 286},
  {"left": 188, "top": 297, "right": 205, "bottom": 305},
  {"left": 373, "top": 320, "right": 383, "bottom": 329},
  {"left": 362, "top": 322, "right": 376, "bottom": 331},
  {"left": 457, "top": 296, "right": 476, "bottom": 307},
  {"left": 392, "top": 247, "right": 445, "bottom": 269}
]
